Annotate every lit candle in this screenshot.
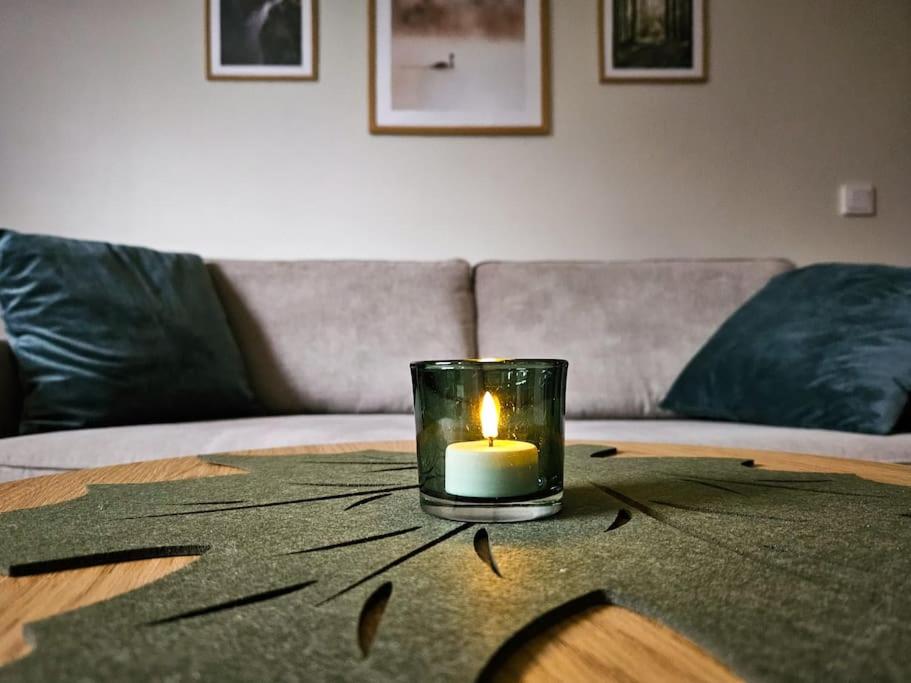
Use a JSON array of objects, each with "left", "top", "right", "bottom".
[{"left": 444, "top": 392, "right": 539, "bottom": 498}]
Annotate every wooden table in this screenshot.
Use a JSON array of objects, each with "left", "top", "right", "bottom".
[{"left": 2, "top": 440, "right": 909, "bottom": 682}]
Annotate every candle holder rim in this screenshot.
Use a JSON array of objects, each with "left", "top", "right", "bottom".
[{"left": 410, "top": 358, "right": 568, "bottom": 371}]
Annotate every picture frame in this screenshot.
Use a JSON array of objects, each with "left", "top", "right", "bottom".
[
  {"left": 369, "top": 0, "right": 551, "bottom": 135},
  {"left": 206, "top": 0, "right": 318, "bottom": 81},
  {"left": 599, "top": 0, "right": 706, "bottom": 82}
]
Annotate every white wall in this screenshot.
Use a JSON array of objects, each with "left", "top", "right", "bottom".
[{"left": 1, "top": 0, "right": 908, "bottom": 264}]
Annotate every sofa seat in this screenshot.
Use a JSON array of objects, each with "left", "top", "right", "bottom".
[{"left": 1, "top": 415, "right": 909, "bottom": 482}]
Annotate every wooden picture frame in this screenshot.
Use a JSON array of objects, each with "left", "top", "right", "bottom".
[
  {"left": 369, "top": 0, "right": 551, "bottom": 135},
  {"left": 599, "top": 0, "right": 706, "bottom": 83},
  {"left": 206, "top": 0, "right": 318, "bottom": 81}
]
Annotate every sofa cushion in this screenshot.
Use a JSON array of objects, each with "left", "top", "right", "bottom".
[
  {"left": 0, "top": 230, "right": 258, "bottom": 434},
  {"left": 474, "top": 259, "right": 794, "bottom": 419},
  {"left": 0, "top": 415, "right": 908, "bottom": 483},
  {"left": 208, "top": 260, "right": 476, "bottom": 414},
  {"left": 662, "top": 264, "right": 911, "bottom": 435}
]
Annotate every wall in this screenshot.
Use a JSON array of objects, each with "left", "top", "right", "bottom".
[{"left": 0, "top": 0, "right": 908, "bottom": 264}]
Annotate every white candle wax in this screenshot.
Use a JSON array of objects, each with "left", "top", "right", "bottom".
[{"left": 444, "top": 439, "right": 539, "bottom": 498}]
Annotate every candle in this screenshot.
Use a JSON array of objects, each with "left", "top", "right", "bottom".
[{"left": 444, "top": 391, "right": 539, "bottom": 498}]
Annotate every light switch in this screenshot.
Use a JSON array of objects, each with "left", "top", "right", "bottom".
[{"left": 839, "top": 183, "right": 876, "bottom": 217}]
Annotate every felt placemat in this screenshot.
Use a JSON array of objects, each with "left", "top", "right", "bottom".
[{"left": 1, "top": 444, "right": 910, "bottom": 682}]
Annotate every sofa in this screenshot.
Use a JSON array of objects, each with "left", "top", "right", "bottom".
[{"left": 1, "top": 257, "right": 908, "bottom": 482}]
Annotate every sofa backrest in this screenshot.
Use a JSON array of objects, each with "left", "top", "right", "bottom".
[
  {"left": 0, "top": 257, "right": 794, "bottom": 426},
  {"left": 474, "top": 259, "right": 794, "bottom": 419},
  {"left": 208, "top": 259, "right": 476, "bottom": 414}
]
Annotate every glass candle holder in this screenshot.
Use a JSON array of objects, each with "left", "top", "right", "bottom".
[{"left": 410, "top": 359, "right": 568, "bottom": 522}]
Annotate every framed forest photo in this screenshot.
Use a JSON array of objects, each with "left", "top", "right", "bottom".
[
  {"left": 369, "top": 0, "right": 551, "bottom": 135},
  {"left": 600, "top": 0, "right": 705, "bottom": 82},
  {"left": 207, "top": 0, "right": 318, "bottom": 81}
]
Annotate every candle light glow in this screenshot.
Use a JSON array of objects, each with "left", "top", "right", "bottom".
[
  {"left": 444, "top": 390, "right": 539, "bottom": 498},
  {"left": 481, "top": 391, "right": 498, "bottom": 446}
]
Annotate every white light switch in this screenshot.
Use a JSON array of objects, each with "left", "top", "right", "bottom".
[{"left": 839, "top": 183, "right": 876, "bottom": 216}]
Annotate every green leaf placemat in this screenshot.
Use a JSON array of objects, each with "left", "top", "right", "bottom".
[{"left": 1, "top": 444, "right": 910, "bottom": 682}]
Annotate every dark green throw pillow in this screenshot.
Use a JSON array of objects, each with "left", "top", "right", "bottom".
[
  {"left": 662, "top": 263, "right": 911, "bottom": 435},
  {"left": 0, "top": 230, "right": 259, "bottom": 434}
]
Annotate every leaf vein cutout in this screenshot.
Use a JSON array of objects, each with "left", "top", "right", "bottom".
[
  {"left": 147, "top": 580, "right": 317, "bottom": 625},
  {"left": 591, "top": 482, "right": 818, "bottom": 583},
  {"left": 8, "top": 545, "right": 211, "bottom": 577},
  {"left": 284, "top": 460, "right": 415, "bottom": 466},
  {"left": 473, "top": 528, "right": 502, "bottom": 578},
  {"left": 123, "top": 485, "right": 420, "bottom": 519},
  {"left": 678, "top": 477, "right": 747, "bottom": 496},
  {"left": 290, "top": 482, "right": 413, "bottom": 488},
  {"left": 283, "top": 526, "right": 422, "bottom": 555},
  {"left": 649, "top": 499, "right": 805, "bottom": 522},
  {"left": 358, "top": 582, "right": 393, "bottom": 657},
  {"left": 317, "top": 523, "right": 474, "bottom": 606},
  {"left": 345, "top": 493, "right": 393, "bottom": 510},
  {"left": 606, "top": 508, "right": 632, "bottom": 532},
  {"left": 693, "top": 476, "right": 886, "bottom": 498},
  {"left": 169, "top": 500, "right": 249, "bottom": 506}
]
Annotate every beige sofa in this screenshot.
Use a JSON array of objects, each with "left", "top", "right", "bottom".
[{"left": 1, "top": 258, "right": 908, "bottom": 482}]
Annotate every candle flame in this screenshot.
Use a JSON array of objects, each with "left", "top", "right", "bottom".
[{"left": 480, "top": 391, "right": 498, "bottom": 441}]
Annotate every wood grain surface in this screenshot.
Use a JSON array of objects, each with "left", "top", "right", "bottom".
[{"left": 2, "top": 440, "right": 908, "bottom": 681}]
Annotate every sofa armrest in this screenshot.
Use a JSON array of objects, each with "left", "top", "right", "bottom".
[{"left": 0, "top": 340, "right": 20, "bottom": 436}]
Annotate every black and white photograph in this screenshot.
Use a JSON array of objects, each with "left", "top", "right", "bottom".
[
  {"left": 207, "top": 0, "right": 317, "bottom": 80},
  {"left": 370, "top": 0, "right": 550, "bottom": 134},
  {"left": 600, "top": 0, "right": 705, "bottom": 81}
]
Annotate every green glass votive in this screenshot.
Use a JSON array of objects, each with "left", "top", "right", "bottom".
[{"left": 410, "top": 359, "right": 568, "bottom": 522}]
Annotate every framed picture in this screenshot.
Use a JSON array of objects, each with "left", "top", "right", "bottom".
[
  {"left": 599, "top": 0, "right": 706, "bottom": 82},
  {"left": 369, "top": 0, "right": 550, "bottom": 135},
  {"left": 207, "top": 0, "right": 318, "bottom": 81}
]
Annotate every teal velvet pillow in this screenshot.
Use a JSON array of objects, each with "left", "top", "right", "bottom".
[
  {"left": 661, "top": 264, "right": 911, "bottom": 435},
  {"left": 0, "top": 230, "right": 259, "bottom": 434}
]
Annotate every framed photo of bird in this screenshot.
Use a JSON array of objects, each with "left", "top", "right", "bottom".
[
  {"left": 369, "top": 0, "right": 551, "bottom": 135},
  {"left": 599, "top": 0, "right": 706, "bottom": 82},
  {"left": 206, "top": 0, "right": 318, "bottom": 81}
]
